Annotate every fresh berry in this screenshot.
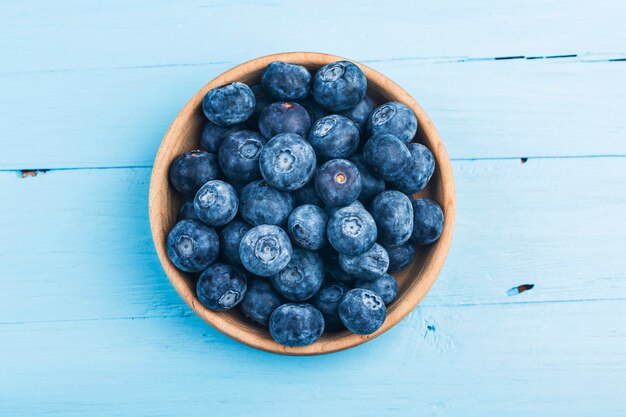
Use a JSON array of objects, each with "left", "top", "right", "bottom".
[
  {"left": 312, "top": 61, "right": 367, "bottom": 112},
  {"left": 196, "top": 263, "right": 247, "bottom": 311},
  {"left": 168, "top": 150, "right": 220, "bottom": 196},
  {"left": 261, "top": 61, "right": 312, "bottom": 101},
  {"left": 193, "top": 180, "right": 239, "bottom": 226},
  {"left": 218, "top": 130, "right": 266, "bottom": 182},
  {"left": 367, "top": 101, "right": 417, "bottom": 144},
  {"left": 389, "top": 143, "right": 435, "bottom": 194},
  {"left": 308, "top": 115, "right": 359, "bottom": 161},
  {"left": 240, "top": 279, "right": 283, "bottom": 326},
  {"left": 338, "top": 288, "right": 386, "bottom": 334},
  {"left": 348, "top": 154, "right": 385, "bottom": 204},
  {"left": 354, "top": 273, "right": 398, "bottom": 305},
  {"left": 200, "top": 122, "right": 245, "bottom": 153},
  {"left": 385, "top": 242, "right": 416, "bottom": 273},
  {"left": 270, "top": 249, "right": 324, "bottom": 301},
  {"left": 370, "top": 190, "right": 414, "bottom": 247},
  {"left": 312, "top": 282, "right": 350, "bottom": 331},
  {"left": 363, "top": 133, "right": 411, "bottom": 181},
  {"left": 203, "top": 82, "right": 255, "bottom": 126},
  {"left": 339, "top": 95, "right": 376, "bottom": 136},
  {"left": 239, "top": 225, "right": 292, "bottom": 277},
  {"left": 269, "top": 303, "right": 325, "bottom": 346},
  {"left": 239, "top": 180, "right": 295, "bottom": 226},
  {"left": 315, "top": 159, "right": 362, "bottom": 207},
  {"left": 219, "top": 218, "right": 252, "bottom": 266},
  {"left": 339, "top": 243, "right": 389, "bottom": 281},
  {"left": 411, "top": 198, "right": 444, "bottom": 245},
  {"left": 287, "top": 204, "right": 328, "bottom": 250},
  {"left": 259, "top": 133, "right": 317, "bottom": 191},
  {"left": 258, "top": 102, "right": 311, "bottom": 139},
  {"left": 327, "top": 203, "right": 377, "bottom": 256},
  {"left": 166, "top": 219, "right": 219, "bottom": 273}
]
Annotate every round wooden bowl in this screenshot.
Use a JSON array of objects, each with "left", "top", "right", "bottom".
[{"left": 149, "top": 52, "right": 455, "bottom": 355}]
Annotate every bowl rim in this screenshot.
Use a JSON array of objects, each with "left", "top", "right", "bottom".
[{"left": 149, "top": 52, "right": 456, "bottom": 355}]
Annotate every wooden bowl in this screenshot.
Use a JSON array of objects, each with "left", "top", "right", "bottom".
[{"left": 149, "top": 52, "right": 455, "bottom": 355}]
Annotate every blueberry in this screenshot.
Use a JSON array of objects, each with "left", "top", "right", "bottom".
[
  {"left": 339, "top": 95, "right": 376, "bottom": 136},
  {"left": 389, "top": 143, "right": 435, "bottom": 194},
  {"left": 259, "top": 133, "right": 317, "bottom": 191},
  {"left": 261, "top": 61, "right": 312, "bottom": 101},
  {"left": 312, "top": 282, "right": 350, "bottom": 331},
  {"left": 258, "top": 102, "right": 311, "bottom": 139},
  {"left": 203, "top": 82, "right": 255, "bottom": 126},
  {"left": 270, "top": 249, "right": 324, "bottom": 301},
  {"left": 178, "top": 200, "right": 199, "bottom": 221},
  {"left": 294, "top": 175, "right": 324, "bottom": 207},
  {"left": 385, "top": 242, "right": 416, "bottom": 273},
  {"left": 308, "top": 115, "right": 360, "bottom": 161},
  {"left": 349, "top": 154, "right": 385, "bottom": 204},
  {"left": 315, "top": 159, "right": 362, "bottom": 207},
  {"left": 240, "top": 279, "right": 282, "bottom": 326},
  {"left": 411, "top": 198, "right": 444, "bottom": 245},
  {"left": 327, "top": 203, "right": 377, "bottom": 256},
  {"left": 246, "top": 84, "right": 273, "bottom": 129},
  {"left": 239, "top": 180, "right": 295, "bottom": 226},
  {"left": 338, "top": 243, "right": 389, "bottom": 281},
  {"left": 367, "top": 101, "right": 418, "bottom": 144},
  {"left": 363, "top": 133, "right": 411, "bottom": 181},
  {"left": 219, "top": 218, "right": 253, "bottom": 266},
  {"left": 312, "top": 61, "right": 367, "bottom": 112},
  {"left": 196, "top": 263, "right": 247, "bottom": 311},
  {"left": 297, "top": 96, "right": 327, "bottom": 124},
  {"left": 239, "top": 225, "right": 292, "bottom": 277},
  {"left": 338, "top": 288, "right": 386, "bottom": 334},
  {"left": 269, "top": 303, "right": 325, "bottom": 346},
  {"left": 168, "top": 150, "right": 220, "bottom": 196},
  {"left": 200, "top": 122, "right": 245, "bottom": 153},
  {"left": 354, "top": 273, "right": 398, "bottom": 305},
  {"left": 218, "top": 130, "right": 266, "bottom": 182},
  {"left": 166, "top": 219, "right": 219, "bottom": 272},
  {"left": 193, "top": 180, "right": 238, "bottom": 227},
  {"left": 287, "top": 204, "right": 328, "bottom": 250},
  {"left": 370, "top": 190, "right": 414, "bottom": 247}
]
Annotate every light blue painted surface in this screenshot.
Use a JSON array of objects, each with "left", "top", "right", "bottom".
[{"left": 1, "top": 1, "right": 625, "bottom": 416}]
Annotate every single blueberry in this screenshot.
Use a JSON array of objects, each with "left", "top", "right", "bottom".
[
  {"left": 389, "top": 143, "right": 435, "bottom": 195},
  {"left": 246, "top": 84, "right": 273, "bottom": 129},
  {"left": 218, "top": 130, "right": 266, "bottom": 183},
  {"left": 385, "top": 242, "right": 416, "bottom": 273},
  {"left": 240, "top": 279, "right": 283, "bottom": 326},
  {"left": 196, "top": 263, "right": 247, "bottom": 311},
  {"left": 219, "top": 218, "right": 253, "bottom": 266},
  {"left": 411, "top": 198, "right": 444, "bottom": 245},
  {"left": 258, "top": 102, "right": 311, "bottom": 139},
  {"left": 354, "top": 273, "right": 398, "bottom": 305},
  {"left": 315, "top": 159, "right": 362, "bottom": 207},
  {"left": 312, "top": 61, "right": 367, "bottom": 112},
  {"left": 168, "top": 150, "right": 220, "bottom": 196},
  {"left": 259, "top": 133, "right": 317, "bottom": 191},
  {"left": 327, "top": 204, "right": 377, "bottom": 256},
  {"left": 239, "top": 225, "right": 292, "bottom": 277},
  {"left": 338, "top": 288, "right": 386, "bottom": 335},
  {"left": 349, "top": 154, "right": 385, "bottom": 204},
  {"left": 308, "top": 115, "right": 360, "bottom": 161},
  {"left": 200, "top": 122, "right": 245, "bottom": 153},
  {"left": 193, "top": 180, "right": 238, "bottom": 227},
  {"left": 261, "top": 61, "right": 312, "bottom": 101},
  {"left": 312, "top": 282, "right": 350, "bottom": 331},
  {"left": 297, "top": 96, "right": 327, "bottom": 124},
  {"left": 166, "top": 219, "right": 219, "bottom": 273},
  {"left": 363, "top": 133, "right": 411, "bottom": 181},
  {"left": 367, "top": 101, "right": 418, "bottom": 144},
  {"left": 269, "top": 303, "right": 325, "bottom": 346},
  {"left": 203, "top": 82, "right": 255, "bottom": 126},
  {"left": 294, "top": 175, "right": 324, "bottom": 207},
  {"left": 239, "top": 180, "right": 295, "bottom": 226},
  {"left": 287, "top": 204, "right": 328, "bottom": 250},
  {"left": 339, "top": 95, "right": 376, "bottom": 136},
  {"left": 339, "top": 243, "right": 389, "bottom": 281},
  {"left": 178, "top": 200, "right": 199, "bottom": 221},
  {"left": 270, "top": 249, "right": 324, "bottom": 301},
  {"left": 370, "top": 190, "right": 414, "bottom": 247}
]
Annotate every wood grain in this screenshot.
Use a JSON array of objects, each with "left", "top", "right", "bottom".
[{"left": 149, "top": 52, "right": 456, "bottom": 354}]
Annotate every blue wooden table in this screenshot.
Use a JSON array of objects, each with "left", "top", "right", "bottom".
[{"left": 2, "top": 1, "right": 625, "bottom": 415}]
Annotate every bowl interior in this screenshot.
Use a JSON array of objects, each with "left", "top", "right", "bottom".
[{"left": 149, "top": 52, "right": 455, "bottom": 355}]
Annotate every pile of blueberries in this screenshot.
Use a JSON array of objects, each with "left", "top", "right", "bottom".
[{"left": 166, "top": 60, "right": 444, "bottom": 347}]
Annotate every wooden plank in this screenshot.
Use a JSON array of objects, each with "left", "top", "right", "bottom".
[
  {"left": 1, "top": 300, "right": 624, "bottom": 416},
  {"left": 1, "top": 157, "right": 624, "bottom": 325},
  {"left": 2, "top": 0, "right": 625, "bottom": 74},
  {"left": 1, "top": 59, "right": 625, "bottom": 169}
]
